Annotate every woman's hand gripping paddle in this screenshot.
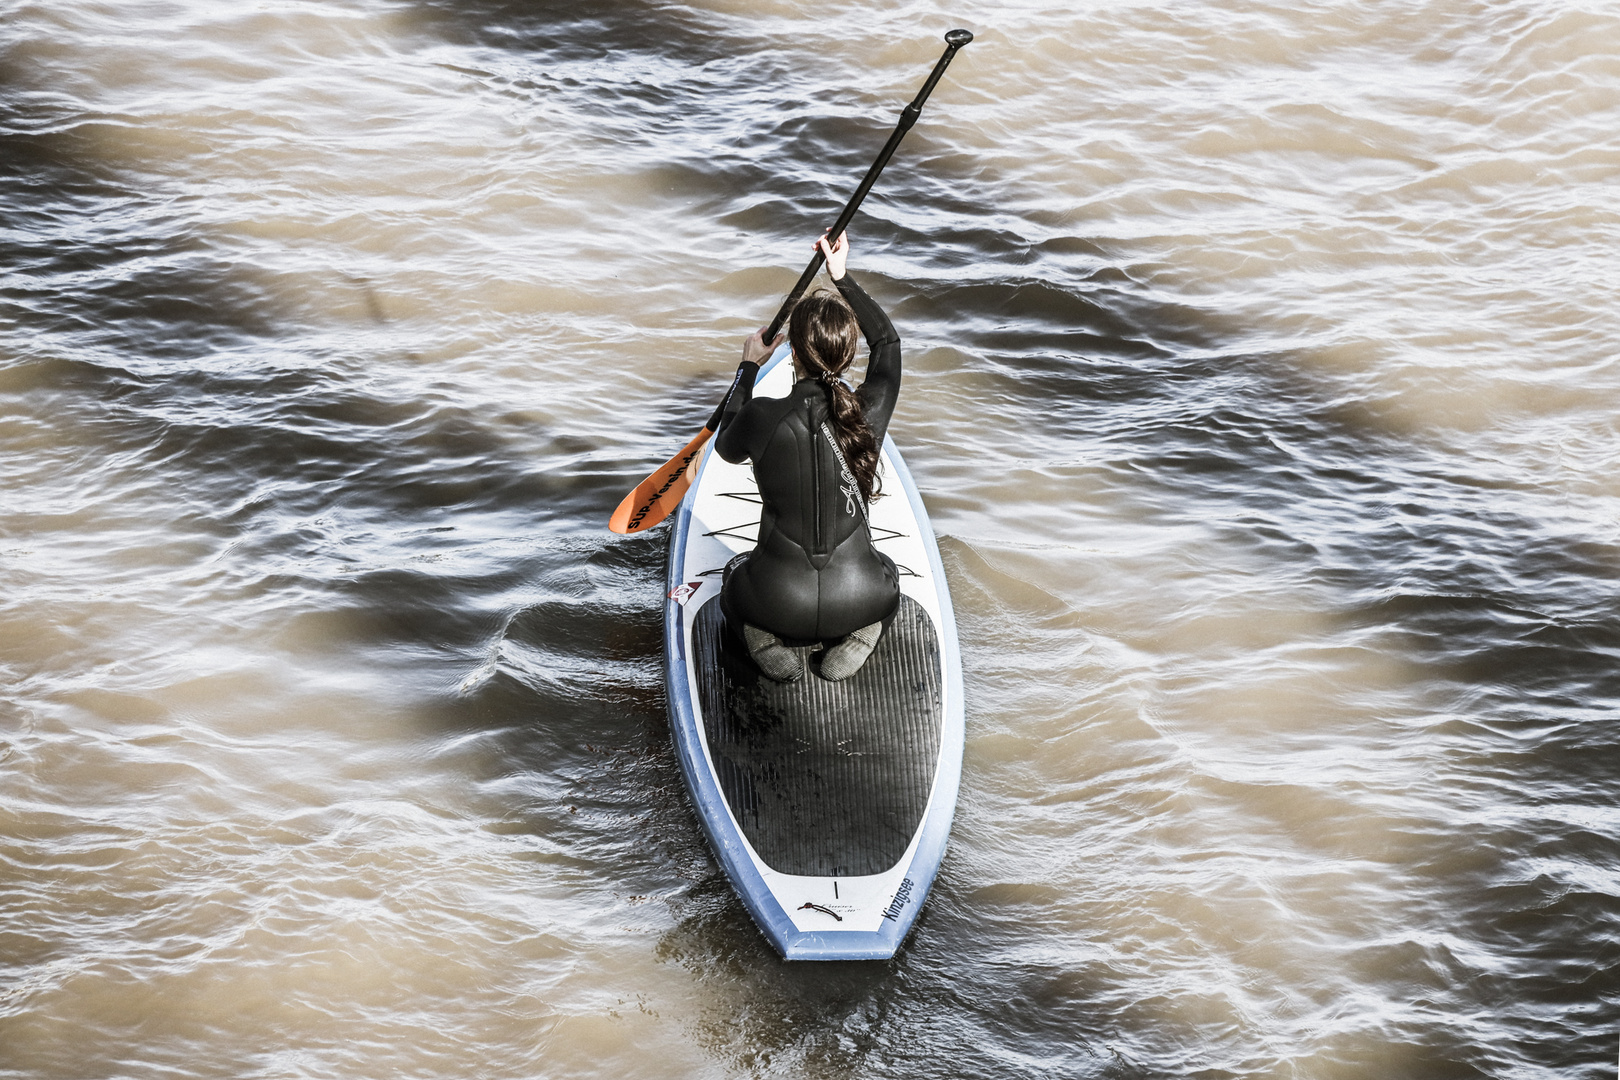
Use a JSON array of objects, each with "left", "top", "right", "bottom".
[{"left": 607, "top": 28, "right": 973, "bottom": 535}]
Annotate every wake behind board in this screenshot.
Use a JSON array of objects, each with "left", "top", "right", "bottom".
[{"left": 664, "top": 342, "right": 964, "bottom": 960}]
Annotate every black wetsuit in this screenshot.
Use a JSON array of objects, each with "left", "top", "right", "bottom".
[{"left": 715, "top": 273, "right": 902, "bottom": 642}]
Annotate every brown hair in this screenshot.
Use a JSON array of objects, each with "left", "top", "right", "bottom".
[{"left": 789, "top": 290, "right": 881, "bottom": 503}]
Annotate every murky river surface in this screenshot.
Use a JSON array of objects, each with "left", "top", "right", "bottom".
[{"left": 4, "top": 0, "right": 1619, "bottom": 1076}]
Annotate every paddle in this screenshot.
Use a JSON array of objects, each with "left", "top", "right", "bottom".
[{"left": 608, "top": 29, "right": 974, "bottom": 535}]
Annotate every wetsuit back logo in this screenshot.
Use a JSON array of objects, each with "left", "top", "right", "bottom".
[{"left": 839, "top": 474, "right": 860, "bottom": 518}]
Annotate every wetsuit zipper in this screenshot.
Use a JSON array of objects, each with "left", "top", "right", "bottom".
[{"left": 810, "top": 413, "right": 823, "bottom": 556}]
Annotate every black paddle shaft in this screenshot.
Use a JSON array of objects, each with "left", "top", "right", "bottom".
[
  {"left": 702, "top": 29, "right": 973, "bottom": 432},
  {"left": 763, "top": 29, "right": 973, "bottom": 343}
]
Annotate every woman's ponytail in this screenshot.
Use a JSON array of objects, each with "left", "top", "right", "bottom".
[
  {"left": 821, "top": 373, "right": 881, "bottom": 503},
  {"left": 789, "top": 291, "right": 882, "bottom": 503}
]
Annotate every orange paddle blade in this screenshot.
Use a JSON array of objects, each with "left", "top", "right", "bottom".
[{"left": 608, "top": 426, "right": 714, "bottom": 534}]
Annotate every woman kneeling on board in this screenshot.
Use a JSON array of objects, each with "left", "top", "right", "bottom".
[{"left": 715, "top": 231, "right": 901, "bottom": 682}]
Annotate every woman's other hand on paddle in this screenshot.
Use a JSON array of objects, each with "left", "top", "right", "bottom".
[
  {"left": 817, "top": 230, "right": 849, "bottom": 281},
  {"left": 741, "top": 327, "right": 782, "bottom": 366}
]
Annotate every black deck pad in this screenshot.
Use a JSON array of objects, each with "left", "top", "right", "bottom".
[{"left": 692, "top": 595, "right": 943, "bottom": 877}]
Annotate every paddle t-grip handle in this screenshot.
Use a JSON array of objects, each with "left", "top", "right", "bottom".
[{"left": 760, "top": 29, "right": 974, "bottom": 343}]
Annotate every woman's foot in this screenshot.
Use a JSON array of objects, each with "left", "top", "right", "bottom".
[
  {"left": 743, "top": 623, "right": 805, "bottom": 682},
  {"left": 819, "top": 621, "right": 883, "bottom": 681}
]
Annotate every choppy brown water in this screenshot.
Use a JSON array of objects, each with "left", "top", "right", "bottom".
[{"left": 4, "top": 1, "right": 1619, "bottom": 1076}]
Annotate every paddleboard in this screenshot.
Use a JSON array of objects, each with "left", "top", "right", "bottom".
[{"left": 664, "top": 341, "right": 964, "bottom": 960}]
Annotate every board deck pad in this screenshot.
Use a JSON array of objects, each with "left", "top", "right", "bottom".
[{"left": 692, "top": 595, "right": 942, "bottom": 878}]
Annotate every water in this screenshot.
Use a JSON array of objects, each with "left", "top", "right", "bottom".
[{"left": 3, "top": 0, "right": 1618, "bottom": 1076}]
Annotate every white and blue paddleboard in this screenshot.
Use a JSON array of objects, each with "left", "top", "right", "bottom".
[{"left": 664, "top": 342, "right": 964, "bottom": 960}]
